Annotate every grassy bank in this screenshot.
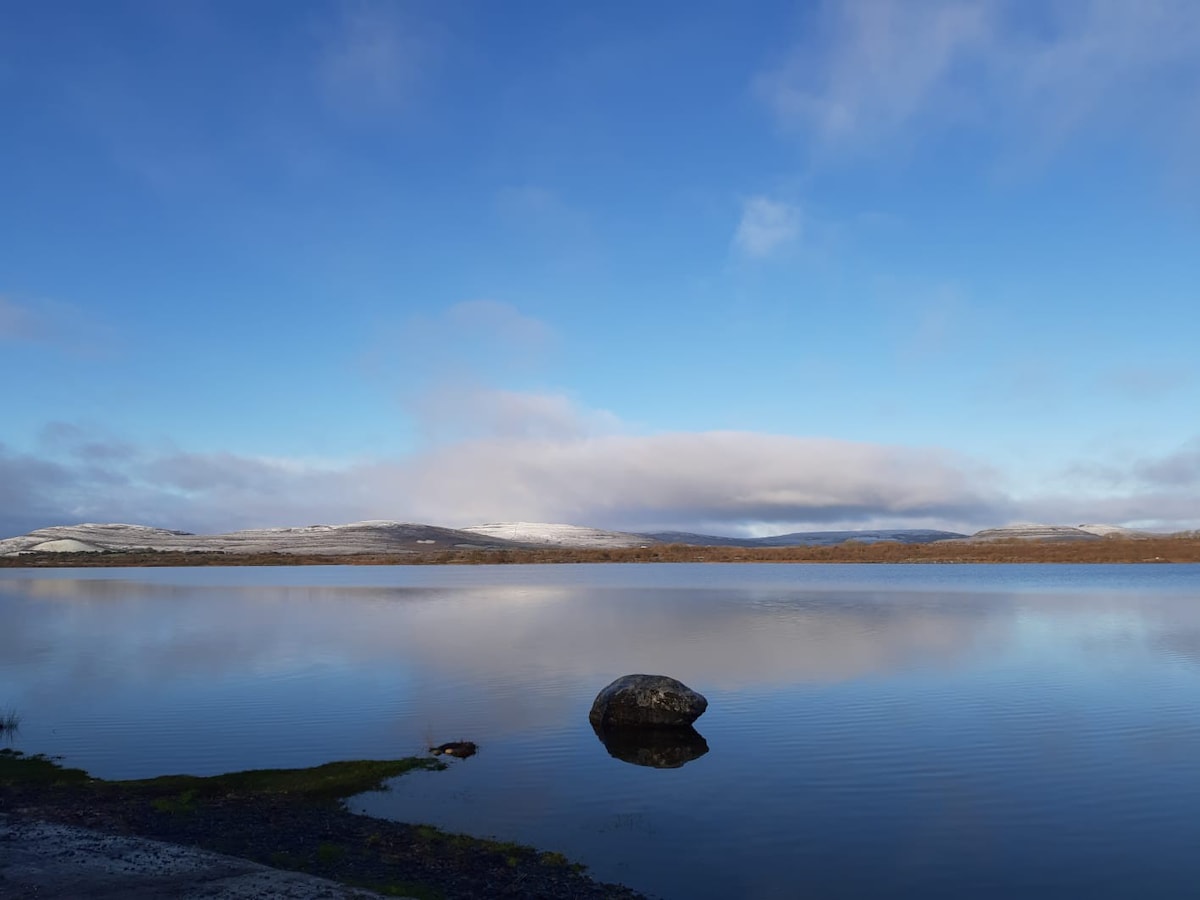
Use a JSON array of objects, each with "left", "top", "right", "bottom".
[
  {"left": 0, "top": 749, "right": 642, "bottom": 899},
  {"left": 3, "top": 535, "right": 1200, "bottom": 567}
]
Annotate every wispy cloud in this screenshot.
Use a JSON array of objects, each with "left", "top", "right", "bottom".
[
  {"left": 1031, "top": 436, "right": 1200, "bottom": 530},
  {"left": 495, "top": 186, "right": 576, "bottom": 225},
  {"left": 46, "top": 1, "right": 442, "bottom": 192},
  {"left": 315, "top": 0, "right": 436, "bottom": 119},
  {"left": 756, "top": 0, "right": 1200, "bottom": 164},
  {"left": 0, "top": 294, "right": 115, "bottom": 356},
  {"left": 884, "top": 282, "right": 975, "bottom": 361},
  {"left": 363, "top": 299, "right": 557, "bottom": 390},
  {"left": 1096, "top": 365, "right": 1192, "bottom": 401},
  {"left": 732, "top": 196, "right": 802, "bottom": 259},
  {"left": 757, "top": 0, "right": 989, "bottom": 151},
  {"left": 441, "top": 299, "right": 555, "bottom": 349}
]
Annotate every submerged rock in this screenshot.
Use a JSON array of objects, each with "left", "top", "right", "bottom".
[
  {"left": 592, "top": 724, "right": 709, "bottom": 769},
  {"left": 588, "top": 674, "right": 707, "bottom": 729}
]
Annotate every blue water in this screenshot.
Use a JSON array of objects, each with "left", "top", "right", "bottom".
[{"left": 3, "top": 563, "right": 1200, "bottom": 898}]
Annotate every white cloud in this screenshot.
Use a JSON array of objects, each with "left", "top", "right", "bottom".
[
  {"left": 757, "top": 0, "right": 1200, "bottom": 161},
  {"left": 390, "top": 429, "right": 1005, "bottom": 530},
  {"left": 732, "top": 196, "right": 802, "bottom": 259},
  {"left": 757, "top": 0, "right": 989, "bottom": 150},
  {"left": 0, "top": 407, "right": 1006, "bottom": 537}
]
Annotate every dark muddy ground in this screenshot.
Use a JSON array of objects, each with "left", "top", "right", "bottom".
[{"left": 0, "top": 751, "right": 646, "bottom": 900}]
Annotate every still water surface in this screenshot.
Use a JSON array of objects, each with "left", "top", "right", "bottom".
[{"left": 3, "top": 563, "right": 1200, "bottom": 898}]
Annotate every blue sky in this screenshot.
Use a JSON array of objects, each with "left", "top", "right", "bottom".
[{"left": 2, "top": 0, "right": 1198, "bottom": 537}]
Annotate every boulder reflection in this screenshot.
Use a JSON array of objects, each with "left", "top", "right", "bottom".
[{"left": 592, "top": 724, "right": 709, "bottom": 768}]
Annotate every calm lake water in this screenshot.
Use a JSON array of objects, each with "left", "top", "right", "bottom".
[{"left": 4, "top": 563, "right": 1200, "bottom": 898}]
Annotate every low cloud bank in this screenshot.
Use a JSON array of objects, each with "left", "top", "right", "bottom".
[
  {"left": 6, "top": 412, "right": 1199, "bottom": 539},
  {"left": 384, "top": 431, "right": 1005, "bottom": 532},
  {"left": 2, "top": 424, "right": 1006, "bottom": 538}
]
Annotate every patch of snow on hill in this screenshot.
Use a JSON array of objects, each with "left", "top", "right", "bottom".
[
  {"left": 0, "top": 521, "right": 520, "bottom": 556},
  {"left": 968, "top": 523, "right": 1101, "bottom": 542},
  {"left": 30, "top": 539, "right": 103, "bottom": 553},
  {"left": 462, "top": 522, "right": 653, "bottom": 549},
  {"left": 1076, "top": 524, "right": 1150, "bottom": 537}
]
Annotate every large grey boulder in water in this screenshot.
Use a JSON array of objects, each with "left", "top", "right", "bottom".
[{"left": 588, "top": 674, "right": 708, "bottom": 728}]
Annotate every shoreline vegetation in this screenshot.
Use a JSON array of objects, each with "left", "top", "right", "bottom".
[
  {"left": 0, "top": 749, "right": 644, "bottom": 899},
  {"left": 3, "top": 536, "right": 1200, "bottom": 567},
  {"left": 0, "top": 710, "right": 20, "bottom": 740}
]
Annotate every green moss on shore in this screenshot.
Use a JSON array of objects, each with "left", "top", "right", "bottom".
[
  {"left": 0, "top": 748, "right": 642, "bottom": 899},
  {"left": 0, "top": 749, "right": 93, "bottom": 786},
  {"left": 0, "top": 748, "right": 444, "bottom": 803},
  {"left": 120, "top": 756, "right": 447, "bottom": 803}
]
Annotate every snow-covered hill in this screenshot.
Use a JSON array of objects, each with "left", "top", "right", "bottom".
[
  {"left": 966, "top": 523, "right": 1102, "bottom": 542},
  {"left": 1076, "top": 524, "right": 1154, "bottom": 538},
  {"left": 2, "top": 519, "right": 1181, "bottom": 556},
  {"left": 461, "top": 522, "right": 654, "bottom": 549},
  {"left": 0, "top": 521, "right": 519, "bottom": 556}
]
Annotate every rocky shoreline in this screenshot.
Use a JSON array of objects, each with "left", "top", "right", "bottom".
[{"left": 0, "top": 751, "right": 645, "bottom": 900}]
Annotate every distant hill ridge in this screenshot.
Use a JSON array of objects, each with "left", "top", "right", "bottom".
[
  {"left": 0, "top": 520, "right": 1175, "bottom": 556},
  {"left": 641, "top": 529, "right": 968, "bottom": 547}
]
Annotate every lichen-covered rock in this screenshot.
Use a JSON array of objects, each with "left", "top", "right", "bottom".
[{"left": 588, "top": 674, "right": 707, "bottom": 729}]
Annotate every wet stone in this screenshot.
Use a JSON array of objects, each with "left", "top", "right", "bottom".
[{"left": 588, "top": 674, "right": 708, "bottom": 729}]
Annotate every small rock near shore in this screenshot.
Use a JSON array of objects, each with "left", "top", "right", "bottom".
[
  {"left": 588, "top": 674, "right": 708, "bottom": 728},
  {"left": 431, "top": 741, "right": 477, "bottom": 758}
]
